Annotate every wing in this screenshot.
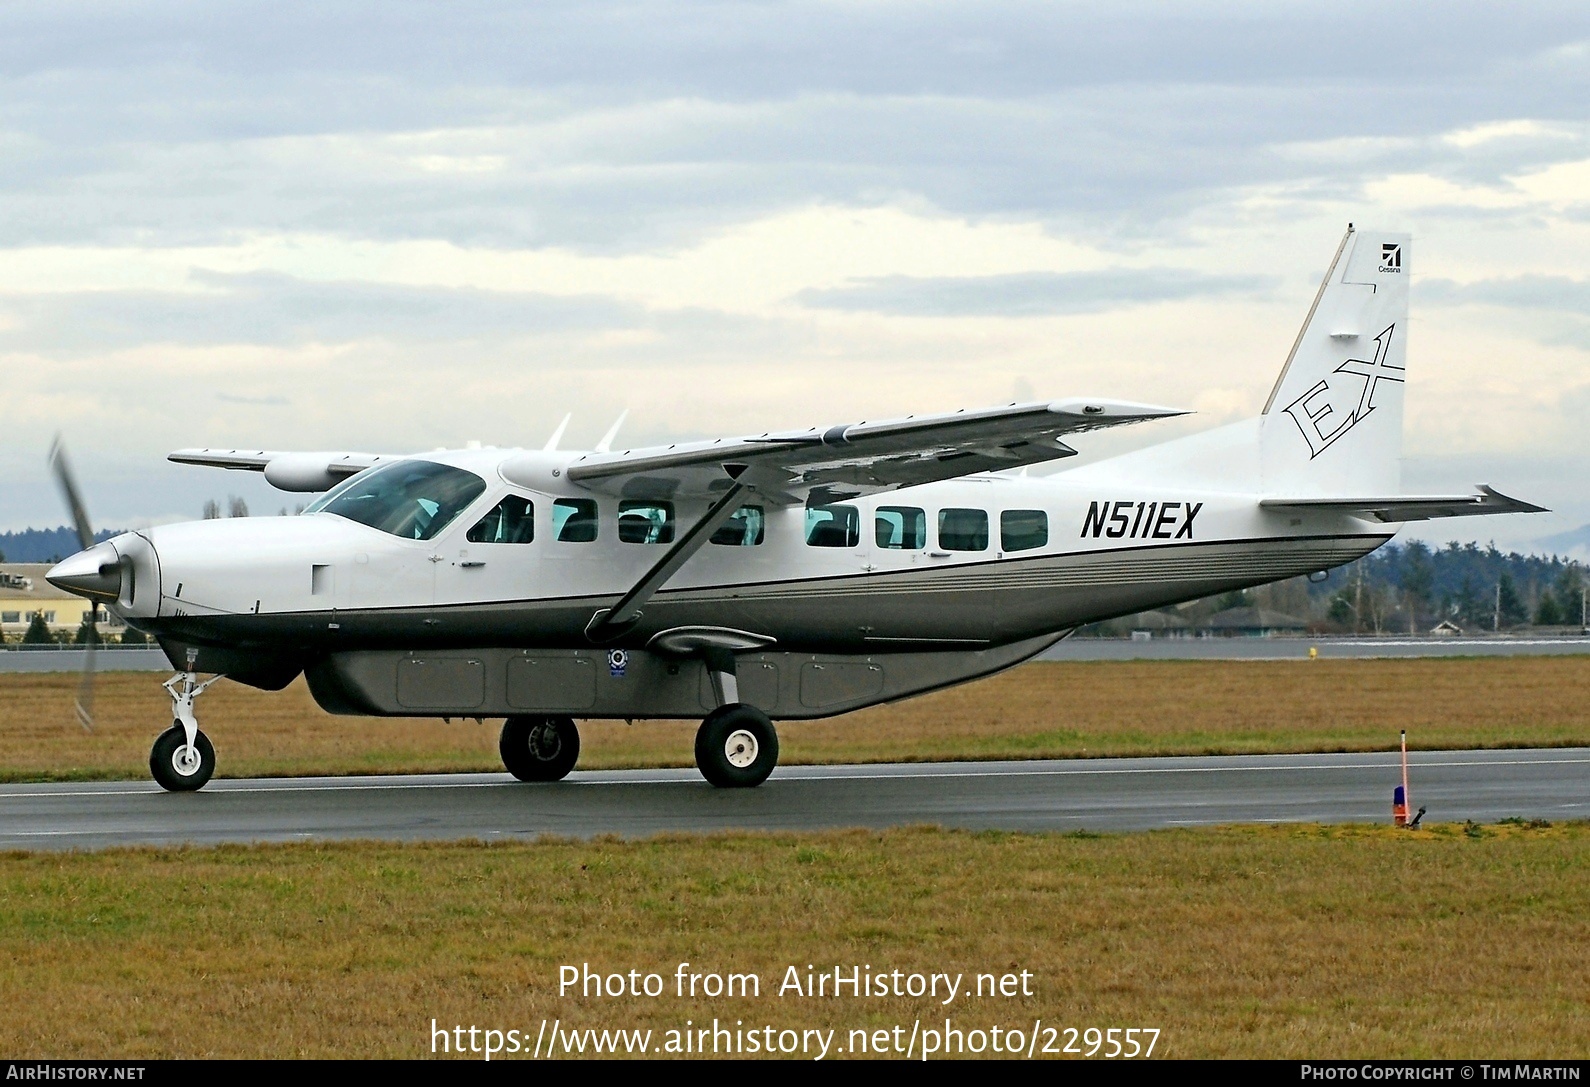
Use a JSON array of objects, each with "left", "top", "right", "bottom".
[
  {"left": 167, "top": 449, "right": 393, "bottom": 491},
  {"left": 534, "top": 398, "right": 1187, "bottom": 504},
  {"left": 1260, "top": 485, "right": 1547, "bottom": 523}
]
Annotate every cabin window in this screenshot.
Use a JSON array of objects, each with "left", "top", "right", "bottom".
[
  {"left": 552, "top": 498, "right": 599, "bottom": 542},
  {"left": 618, "top": 501, "right": 676, "bottom": 544},
  {"left": 875, "top": 506, "right": 926, "bottom": 549},
  {"left": 937, "top": 508, "right": 989, "bottom": 551},
  {"left": 467, "top": 496, "right": 535, "bottom": 543},
  {"left": 805, "top": 504, "right": 860, "bottom": 548},
  {"left": 1000, "top": 509, "right": 1048, "bottom": 552},
  {"left": 305, "top": 459, "right": 487, "bottom": 541},
  {"left": 711, "top": 505, "right": 765, "bottom": 546}
]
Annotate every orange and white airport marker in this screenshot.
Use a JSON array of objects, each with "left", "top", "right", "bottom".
[{"left": 1393, "top": 729, "right": 1411, "bottom": 826}]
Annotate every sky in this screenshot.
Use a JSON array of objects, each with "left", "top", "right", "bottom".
[{"left": 2, "top": 1, "right": 1589, "bottom": 554}]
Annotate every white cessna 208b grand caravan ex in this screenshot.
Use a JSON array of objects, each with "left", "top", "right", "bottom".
[{"left": 48, "top": 227, "right": 1543, "bottom": 791}]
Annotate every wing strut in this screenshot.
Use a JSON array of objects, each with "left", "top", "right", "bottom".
[{"left": 585, "top": 481, "right": 749, "bottom": 644}]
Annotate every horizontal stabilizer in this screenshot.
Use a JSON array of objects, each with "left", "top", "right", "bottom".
[
  {"left": 168, "top": 449, "right": 391, "bottom": 492},
  {"left": 1260, "top": 485, "right": 1547, "bottom": 523}
]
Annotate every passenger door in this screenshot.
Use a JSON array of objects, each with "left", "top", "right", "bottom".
[
  {"left": 922, "top": 501, "right": 996, "bottom": 641},
  {"left": 803, "top": 502, "right": 872, "bottom": 577}
]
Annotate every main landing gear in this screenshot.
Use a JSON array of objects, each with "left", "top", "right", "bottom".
[
  {"left": 152, "top": 670, "right": 222, "bottom": 792},
  {"left": 694, "top": 647, "right": 778, "bottom": 788},
  {"left": 695, "top": 703, "right": 778, "bottom": 788},
  {"left": 496, "top": 648, "right": 781, "bottom": 788},
  {"left": 500, "top": 715, "right": 581, "bottom": 781}
]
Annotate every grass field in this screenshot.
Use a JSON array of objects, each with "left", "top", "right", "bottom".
[
  {"left": 1, "top": 657, "right": 1587, "bottom": 782},
  {"left": 1, "top": 822, "right": 1585, "bottom": 1059}
]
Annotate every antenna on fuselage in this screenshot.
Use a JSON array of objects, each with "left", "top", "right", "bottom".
[
  {"left": 595, "top": 410, "right": 629, "bottom": 453},
  {"left": 543, "top": 413, "right": 572, "bottom": 451}
]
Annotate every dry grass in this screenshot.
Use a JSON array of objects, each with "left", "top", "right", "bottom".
[
  {"left": 0, "top": 822, "right": 1585, "bottom": 1059},
  {"left": 2, "top": 657, "right": 1588, "bottom": 782}
]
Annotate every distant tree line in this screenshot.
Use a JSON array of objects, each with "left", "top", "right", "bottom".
[
  {"left": 202, "top": 496, "right": 253, "bottom": 519},
  {"left": 199, "top": 498, "right": 304, "bottom": 518},
  {"left": 1313, "top": 540, "right": 1587, "bottom": 632},
  {"left": 4, "top": 498, "right": 294, "bottom": 562},
  {"left": 4, "top": 611, "right": 150, "bottom": 646},
  {"left": 0, "top": 527, "right": 122, "bottom": 564},
  {"left": 1086, "top": 540, "right": 1587, "bottom": 636}
]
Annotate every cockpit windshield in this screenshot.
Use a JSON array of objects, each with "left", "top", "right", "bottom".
[{"left": 304, "top": 460, "right": 486, "bottom": 540}]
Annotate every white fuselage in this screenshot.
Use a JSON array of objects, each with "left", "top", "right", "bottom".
[{"left": 106, "top": 443, "right": 1385, "bottom": 657}]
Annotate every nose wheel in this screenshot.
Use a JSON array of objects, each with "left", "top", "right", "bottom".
[
  {"left": 695, "top": 704, "right": 778, "bottom": 788},
  {"left": 150, "top": 725, "right": 215, "bottom": 791}
]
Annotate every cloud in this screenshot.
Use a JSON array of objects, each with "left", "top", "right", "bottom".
[
  {"left": 0, "top": 272, "right": 644, "bottom": 353},
  {"left": 795, "top": 269, "right": 1271, "bottom": 317},
  {"left": 1535, "top": 522, "right": 1590, "bottom": 554},
  {"left": 216, "top": 392, "right": 289, "bottom": 406},
  {"left": 0, "top": 3, "right": 1587, "bottom": 250},
  {"left": 1420, "top": 275, "right": 1590, "bottom": 314},
  {"left": 2, "top": 1, "right": 1590, "bottom": 534},
  {"left": 1443, "top": 119, "right": 1577, "bottom": 148}
]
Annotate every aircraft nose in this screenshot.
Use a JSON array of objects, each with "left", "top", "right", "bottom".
[{"left": 46, "top": 541, "right": 124, "bottom": 602}]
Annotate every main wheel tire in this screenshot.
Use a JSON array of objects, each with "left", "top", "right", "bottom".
[
  {"left": 695, "top": 704, "right": 778, "bottom": 788},
  {"left": 499, "top": 715, "right": 580, "bottom": 782},
  {"left": 149, "top": 725, "right": 216, "bottom": 792}
]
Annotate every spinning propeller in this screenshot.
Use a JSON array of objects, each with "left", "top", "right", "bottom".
[{"left": 47, "top": 436, "right": 101, "bottom": 731}]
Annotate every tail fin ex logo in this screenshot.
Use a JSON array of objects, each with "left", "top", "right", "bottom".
[
  {"left": 1082, "top": 500, "right": 1202, "bottom": 540},
  {"left": 1380, "top": 243, "right": 1402, "bottom": 272},
  {"left": 1284, "top": 324, "right": 1403, "bottom": 458}
]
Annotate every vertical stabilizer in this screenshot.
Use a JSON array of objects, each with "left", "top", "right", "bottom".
[{"left": 1260, "top": 227, "right": 1410, "bottom": 496}]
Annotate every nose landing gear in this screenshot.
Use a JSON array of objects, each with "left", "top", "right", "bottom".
[{"left": 153, "top": 670, "right": 222, "bottom": 792}]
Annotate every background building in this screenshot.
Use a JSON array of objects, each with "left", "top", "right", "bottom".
[{"left": 0, "top": 564, "right": 119, "bottom": 641}]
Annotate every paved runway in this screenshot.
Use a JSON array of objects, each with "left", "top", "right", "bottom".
[
  {"left": 5, "top": 637, "right": 1590, "bottom": 674},
  {"left": 1039, "top": 636, "right": 1590, "bottom": 660},
  {"left": 0, "top": 647, "right": 170, "bottom": 672},
  {"left": 3, "top": 748, "right": 1585, "bottom": 850}
]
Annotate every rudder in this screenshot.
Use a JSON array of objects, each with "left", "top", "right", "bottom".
[{"left": 1260, "top": 227, "right": 1411, "bottom": 496}]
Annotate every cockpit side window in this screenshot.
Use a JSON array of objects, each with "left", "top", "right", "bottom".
[
  {"left": 305, "top": 460, "right": 486, "bottom": 541},
  {"left": 467, "top": 496, "right": 535, "bottom": 544}
]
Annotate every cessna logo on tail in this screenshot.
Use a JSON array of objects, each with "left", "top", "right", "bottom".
[
  {"left": 1283, "top": 324, "right": 1403, "bottom": 459},
  {"left": 1380, "top": 243, "right": 1402, "bottom": 273}
]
